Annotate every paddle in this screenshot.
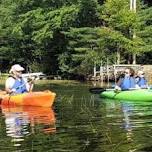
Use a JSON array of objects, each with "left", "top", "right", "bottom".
[{"left": 89, "top": 87, "right": 115, "bottom": 94}]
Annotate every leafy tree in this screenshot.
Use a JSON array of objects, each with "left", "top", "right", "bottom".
[
  {"left": 0, "top": 0, "right": 79, "bottom": 73},
  {"left": 0, "top": 0, "right": 152, "bottom": 78},
  {"left": 59, "top": 0, "right": 152, "bottom": 76},
  {"left": 136, "top": 6, "right": 152, "bottom": 63},
  {"left": 99, "top": 0, "right": 136, "bottom": 63}
]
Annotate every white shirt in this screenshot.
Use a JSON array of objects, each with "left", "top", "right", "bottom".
[{"left": 5, "top": 77, "right": 30, "bottom": 91}]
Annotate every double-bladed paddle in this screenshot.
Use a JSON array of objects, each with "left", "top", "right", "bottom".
[{"left": 89, "top": 87, "right": 115, "bottom": 94}]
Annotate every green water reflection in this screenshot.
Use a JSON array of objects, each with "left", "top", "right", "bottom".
[{"left": 0, "top": 81, "right": 152, "bottom": 152}]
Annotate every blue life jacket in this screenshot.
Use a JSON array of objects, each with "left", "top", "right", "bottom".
[
  {"left": 137, "top": 77, "right": 147, "bottom": 88},
  {"left": 11, "top": 77, "right": 28, "bottom": 93},
  {"left": 120, "top": 76, "right": 136, "bottom": 90}
]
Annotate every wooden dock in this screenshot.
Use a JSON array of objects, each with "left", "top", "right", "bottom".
[{"left": 89, "top": 64, "right": 152, "bottom": 82}]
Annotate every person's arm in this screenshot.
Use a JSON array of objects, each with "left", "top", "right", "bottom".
[
  {"left": 24, "top": 77, "right": 35, "bottom": 92},
  {"left": 143, "top": 78, "right": 148, "bottom": 89},
  {"left": 115, "top": 78, "right": 123, "bottom": 90},
  {"left": 5, "top": 77, "right": 15, "bottom": 94},
  {"left": 27, "top": 80, "right": 34, "bottom": 92},
  {"left": 117, "top": 78, "right": 123, "bottom": 87}
]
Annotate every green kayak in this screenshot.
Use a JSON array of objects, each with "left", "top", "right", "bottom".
[{"left": 100, "top": 89, "right": 152, "bottom": 101}]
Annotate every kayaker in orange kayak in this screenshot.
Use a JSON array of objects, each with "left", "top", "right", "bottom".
[{"left": 5, "top": 64, "right": 34, "bottom": 94}]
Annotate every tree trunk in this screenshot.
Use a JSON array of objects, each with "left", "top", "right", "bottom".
[
  {"left": 127, "top": 55, "right": 132, "bottom": 64},
  {"left": 116, "top": 49, "right": 120, "bottom": 64},
  {"left": 132, "top": 53, "right": 136, "bottom": 64}
]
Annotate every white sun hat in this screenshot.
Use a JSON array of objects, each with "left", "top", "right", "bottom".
[{"left": 9, "top": 64, "right": 25, "bottom": 73}]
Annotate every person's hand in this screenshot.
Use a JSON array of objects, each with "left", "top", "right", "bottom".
[
  {"left": 27, "top": 77, "right": 33, "bottom": 82},
  {"left": 9, "top": 88, "right": 16, "bottom": 94},
  {"left": 135, "top": 84, "right": 141, "bottom": 89},
  {"left": 115, "top": 85, "right": 121, "bottom": 91},
  {"left": 28, "top": 77, "right": 35, "bottom": 84}
]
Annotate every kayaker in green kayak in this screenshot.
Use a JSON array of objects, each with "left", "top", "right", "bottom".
[
  {"left": 135, "top": 70, "right": 148, "bottom": 89},
  {"left": 115, "top": 68, "right": 136, "bottom": 91}
]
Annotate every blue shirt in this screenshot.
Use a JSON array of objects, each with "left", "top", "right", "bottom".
[{"left": 120, "top": 76, "right": 136, "bottom": 90}]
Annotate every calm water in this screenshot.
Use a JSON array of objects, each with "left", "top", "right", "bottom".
[{"left": 0, "top": 81, "right": 152, "bottom": 152}]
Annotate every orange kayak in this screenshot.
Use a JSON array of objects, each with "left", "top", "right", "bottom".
[{"left": 0, "top": 90, "right": 56, "bottom": 107}]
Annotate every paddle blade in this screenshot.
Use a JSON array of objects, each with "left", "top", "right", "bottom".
[{"left": 89, "top": 87, "right": 106, "bottom": 94}]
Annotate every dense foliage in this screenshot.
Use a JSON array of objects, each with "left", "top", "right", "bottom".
[{"left": 0, "top": 0, "right": 151, "bottom": 78}]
